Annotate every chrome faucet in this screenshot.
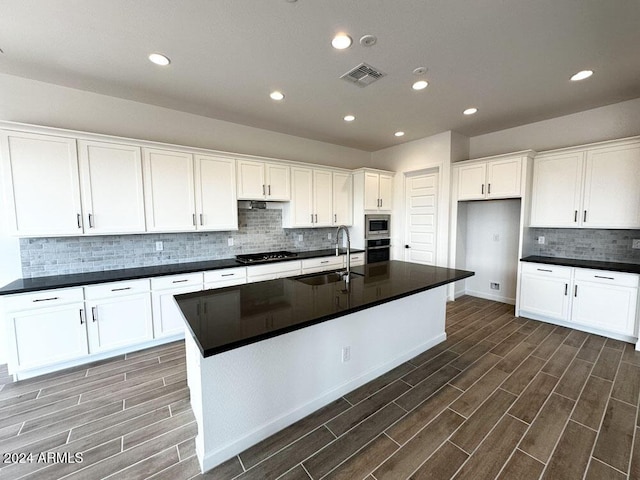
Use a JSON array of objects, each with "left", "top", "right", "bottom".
[{"left": 336, "top": 225, "right": 351, "bottom": 283}]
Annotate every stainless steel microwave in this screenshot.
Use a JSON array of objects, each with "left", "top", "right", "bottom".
[{"left": 365, "top": 214, "right": 390, "bottom": 239}]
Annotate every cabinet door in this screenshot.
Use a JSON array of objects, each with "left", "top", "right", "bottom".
[
  {"left": 152, "top": 284, "right": 202, "bottom": 339},
  {"left": 78, "top": 141, "right": 146, "bottom": 234},
  {"left": 9, "top": 303, "right": 88, "bottom": 370},
  {"left": 572, "top": 282, "right": 637, "bottom": 336},
  {"left": 364, "top": 172, "right": 380, "bottom": 210},
  {"left": 314, "top": 170, "right": 333, "bottom": 226},
  {"left": 1, "top": 131, "right": 82, "bottom": 236},
  {"left": 143, "top": 149, "right": 196, "bottom": 232},
  {"left": 290, "top": 167, "right": 313, "bottom": 227},
  {"left": 195, "top": 155, "right": 238, "bottom": 231},
  {"left": 583, "top": 143, "right": 640, "bottom": 228},
  {"left": 486, "top": 158, "right": 522, "bottom": 198},
  {"left": 530, "top": 152, "right": 584, "bottom": 227},
  {"left": 236, "top": 160, "right": 265, "bottom": 200},
  {"left": 87, "top": 293, "right": 153, "bottom": 353},
  {"left": 457, "top": 164, "right": 486, "bottom": 200},
  {"left": 378, "top": 174, "right": 393, "bottom": 211},
  {"left": 332, "top": 172, "right": 352, "bottom": 225},
  {"left": 265, "top": 163, "right": 290, "bottom": 200},
  {"left": 519, "top": 273, "right": 571, "bottom": 321}
]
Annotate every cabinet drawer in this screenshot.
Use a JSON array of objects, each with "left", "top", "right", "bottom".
[
  {"left": 203, "top": 267, "right": 246, "bottom": 284},
  {"left": 5, "top": 287, "right": 85, "bottom": 312},
  {"left": 247, "top": 261, "right": 302, "bottom": 278},
  {"left": 574, "top": 268, "right": 639, "bottom": 288},
  {"left": 301, "top": 256, "right": 343, "bottom": 270},
  {"left": 350, "top": 253, "right": 365, "bottom": 266},
  {"left": 521, "top": 262, "right": 572, "bottom": 280},
  {"left": 85, "top": 279, "right": 151, "bottom": 300},
  {"left": 151, "top": 273, "right": 204, "bottom": 291}
]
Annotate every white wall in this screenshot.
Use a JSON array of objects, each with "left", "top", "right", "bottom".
[
  {"left": 0, "top": 73, "right": 370, "bottom": 169},
  {"left": 468, "top": 98, "right": 640, "bottom": 159},
  {"left": 371, "top": 131, "right": 464, "bottom": 267},
  {"left": 462, "top": 199, "right": 521, "bottom": 304}
]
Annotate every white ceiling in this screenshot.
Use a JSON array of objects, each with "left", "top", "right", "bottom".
[{"left": 0, "top": 0, "right": 639, "bottom": 152}]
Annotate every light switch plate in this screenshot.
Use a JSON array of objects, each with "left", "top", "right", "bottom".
[
  {"left": 538, "top": 236, "right": 545, "bottom": 245},
  {"left": 155, "top": 241, "right": 163, "bottom": 251}
]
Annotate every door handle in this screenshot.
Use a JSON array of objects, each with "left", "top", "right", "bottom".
[
  {"left": 262, "top": 184, "right": 266, "bottom": 196},
  {"left": 315, "top": 214, "right": 318, "bottom": 223},
  {"left": 574, "top": 210, "right": 578, "bottom": 222},
  {"left": 405, "top": 245, "right": 411, "bottom": 249},
  {"left": 583, "top": 210, "right": 587, "bottom": 223},
  {"left": 488, "top": 183, "right": 491, "bottom": 195},
  {"left": 88, "top": 213, "right": 94, "bottom": 228},
  {"left": 481, "top": 184, "right": 484, "bottom": 195},
  {"left": 574, "top": 285, "right": 578, "bottom": 297},
  {"left": 564, "top": 284, "right": 568, "bottom": 296},
  {"left": 192, "top": 214, "right": 196, "bottom": 226},
  {"left": 310, "top": 214, "right": 314, "bottom": 223},
  {"left": 92, "top": 306, "right": 97, "bottom": 322},
  {"left": 334, "top": 214, "right": 337, "bottom": 223},
  {"left": 200, "top": 213, "right": 204, "bottom": 225},
  {"left": 79, "top": 309, "right": 85, "bottom": 325},
  {"left": 77, "top": 213, "right": 82, "bottom": 229},
  {"left": 268, "top": 185, "right": 271, "bottom": 196}
]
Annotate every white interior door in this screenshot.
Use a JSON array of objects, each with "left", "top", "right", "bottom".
[{"left": 404, "top": 172, "right": 438, "bottom": 264}]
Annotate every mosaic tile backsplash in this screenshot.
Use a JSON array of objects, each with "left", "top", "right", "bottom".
[
  {"left": 20, "top": 209, "right": 337, "bottom": 278},
  {"left": 526, "top": 228, "right": 640, "bottom": 263}
]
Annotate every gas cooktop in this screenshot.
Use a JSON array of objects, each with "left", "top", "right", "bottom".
[{"left": 235, "top": 251, "right": 298, "bottom": 264}]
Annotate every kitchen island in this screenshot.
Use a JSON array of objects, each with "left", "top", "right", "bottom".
[{"left": 175, "top": 260, "right": 473, "bottom": 472}]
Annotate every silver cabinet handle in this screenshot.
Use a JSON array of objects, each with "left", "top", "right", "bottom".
[
  {"left": 221, "top": 273, "right": 234, "bottom": 277},
  {"left": 574, "top": 210, "right": 578, "bottom": 222},
  {"left": 321, "top": 260, "right": 329, "bottom": 264},
  {"left": 111, "top": 287, "right": 131, "bottom": 292},
  {"left": 92, "top": 306, "right": 97, "bottom": 322},
  {"left": 583, "top": 210, "right": 587, "bottom": 222},
  {"left": 315, "top": 214, "right": 318, "bottom": 223},
  {"left": 310, "top": 214, "right": 314, "bottom": 223},
  {"left": 595, "top": 275, "right": 615, "bottom": 280},
  {"left": 192, "top": 214, "right": 196, "bottom": 226},
  {"left": 262, "top": 184, "right": 266, "bottom": 195},
  {"left": 268, "top": 185, "right": 271, "bottom": 196},
  {"left": 488, "top": 183, "right": 491, "bottom": 194},
  {"left": 172, "top": 279, "right": 189, "bottom": 283},
  {"left": 200, "top": 213, "right": 204, "bottom": 226},
  {"left": 481, "top": 184, "right": 484, "bottom": 195},
  {"left": 88, "top": 213, "right": 94, "bottom": 228},
  {"left": 33, "top": 296, "right": 59, "bottom": 303},
  {"left": 380, "top": 199, "right": 383, "bottom": 208},
  {"left": 334, "top": 214, "right": 337, "bottom": 223},
  {"left": 574, "top": 285, "right": 578, "bottom": 297},
  {"left": 536, "top": 268, "right": 552, "bottom": 272},
  {"left": 564, "top": 283, "right": 568, "bottom": 296},
  {"left": 79, "top": 309, "right": 85, "bottom": 325},
  {"left": 77, "top": 213, "right": 82, "bottom": 229}
]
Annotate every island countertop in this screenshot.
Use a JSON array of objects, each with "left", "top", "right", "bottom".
[{"left": 175, "top": 260, "right": 474, "bottom": 357}]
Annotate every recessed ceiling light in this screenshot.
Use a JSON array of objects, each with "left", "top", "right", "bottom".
[
  {"left": 148, "top": 53, "right": 170, "bottom": 66},
  {"left": 270, "top": 91, "right": 285, "bottom": 101},
  {"left": 463, "top": 107, "right": 478, "bottom": 115},
  {"left": 412, "top": 80, "right": 429, "bottom": 90},
  {"left": 394, "top": 131, "right": 405, "bottom": 137},
  {"left": 570, "top": 70, "right": 593, "bottom": 81},
  {"left": 331, "top": 33, "right": 352, "bottom": 50},
  {"left": 343, "top": 115, "right": 356, "bottom": 122}
]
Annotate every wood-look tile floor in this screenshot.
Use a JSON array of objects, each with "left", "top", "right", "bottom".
[{"left": 2, "top": 296, "right": 640, "bottom": 479}]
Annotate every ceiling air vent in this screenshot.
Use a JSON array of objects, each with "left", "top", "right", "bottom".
[{"left": 340, "top": 63, "right": 386, "bottom": 87}]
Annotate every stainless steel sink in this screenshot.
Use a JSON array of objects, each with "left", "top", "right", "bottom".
[{"left": 294, "top": 270, "right": 362, "bottom": 286}]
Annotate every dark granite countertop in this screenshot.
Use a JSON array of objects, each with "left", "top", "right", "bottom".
[
  {"left": 175, "top": 260, "right": 474, "bottom": 357},
  {"left": 0, "top": 248, "right": 363, "bottom": 296},
  {"left": 521, "top": 256, "right": 640, "bottom": 275}
]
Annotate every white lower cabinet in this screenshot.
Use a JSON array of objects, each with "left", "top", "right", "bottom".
[
  {"left": 247, "top": 261, "right": 302, "bottom": 283},
  {"left": 301, "top": 256, "right": 344, "bottom": 274},
  {"left": 7, "top": 295, "right": 88, "bottom": 371},
  {"left": 151, "top": 273, "right": 204, "bottom": 339},
  {"left": 84, "top": 280, "right": 153, "bottom": 353},
  {"left": 519, "top": 262, "right": 639, "bottom": 339}
]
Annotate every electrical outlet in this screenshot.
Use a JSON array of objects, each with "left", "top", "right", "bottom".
[
  {"left": 227, "top": 237, "right": 234, "bottom": 247},
  {"left": 490, "top": 282, "right": 500, "bottom": 290},
  {"left": 633, "top": 239, "right": 640, "bottom": 249},
  {"left": 298, "top": 234, "right": 303, "bottom": 242},
  {"left": 155, "top": 241, "right": 163, "bottom": 251},
  {"left": 328, "top": 233, "right": 332, "bottom": 240},
  {"left": 341, "top": 346, "right": 351, "bottom": 363},
  {"left": 538, "top": 236, "right": 545, "bottom": 245}
]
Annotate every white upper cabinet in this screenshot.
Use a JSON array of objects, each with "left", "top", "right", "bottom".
[
  {"left": 1, "top": 130, "right": 82, "bottom": 236},
  {"left": 456, "top": 156, "right": 523, "bottom": 201},
  {"left": 582, "top": 143, "right": 640, "bottom": 228},
  {"left": 362, "top": 171, "right": 393, "bottom": 212},
  {"left": 332, "top": 171, "right": 352, "bottom": 226},
  {"left": 194, "top": 154, "right": 238, "bottom": 231},
  {"left": 143, "top": 148, "right": 196, "bottom": 232},
  {"left": 237, "top": 159, "right": 290, "bottom": 201},
  {"left": 78, "top": 140, "right": 146, "bottom": 234},
  {"left": 530, "top": 139, "right": 640, "bottom": 228},
  {"left": 284, "top": 167, "right": 335, "bottom": 228}
]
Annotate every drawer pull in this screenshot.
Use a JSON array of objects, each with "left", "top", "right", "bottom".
[
  {"left": 111, "top": 287, "right": 131, "bottom": 292},
  {"left": 221, "top": 273, "right": 235, "bottom": 277},
  {"left": 172, "top": 279, "right": 189, "bottom": 283},
  {"left": 320, "top": 261, "right": 329, "bottom": 264},
  {"left": 564, "top": 283, "right": 568, "bottom": 296},
  {"left": 594, "top": 275, "right": 615, "bottom": 280},
  {"left": 33, "top": 297, "right": 59, "bottom": 303},
  {"left": 536, "top": 268, "right": 552, "bottom": 272}
]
